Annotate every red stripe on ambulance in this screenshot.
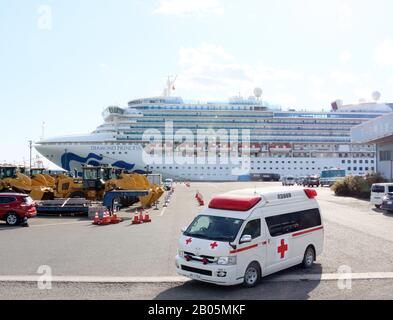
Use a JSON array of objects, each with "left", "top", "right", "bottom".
[
  {"left": 292, "top": 226, "right": 323, "bottom": 237},
  {"left": 230, "top": 244, "right": 258, "bottom": 254}
]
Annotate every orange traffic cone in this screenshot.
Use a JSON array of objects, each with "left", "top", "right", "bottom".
[
  {"left": 101, "top": 211, "right": 111, "bottom": 225},
  {"left": 143, "top": 212, "right": 151, "bottom": 223},
  {"left": 111, "top": 213, "right": 122, "bottom": 224},
  {"left": 198, "top": 193, "right": 204, "bottom": 206},
  {"left": 132, "top": 212, "right": 141, "bottom": 225},
  {"left": 93, "top": 212, "right": 101, "bottom": 225}
]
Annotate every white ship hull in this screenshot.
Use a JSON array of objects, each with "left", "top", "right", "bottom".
[{"left": 35, "top": 140, "right": 375, "bottom": 181}]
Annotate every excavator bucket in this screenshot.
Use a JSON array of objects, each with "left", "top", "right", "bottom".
[
  {"left": 129, "top": 174, "right": 156, "bottom": 208},
  {"left": 42, "top": 174, "right": 55, "bottom": 188},
  {"left": 150, "top": 184, "right": 165, "bottom": 204},
  {"left": 30, "top": 187, "right": 54, "bottom": 201}
]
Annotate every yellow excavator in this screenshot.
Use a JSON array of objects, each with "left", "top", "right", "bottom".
[{"left": 0, "top": 165, "right": 54, "bottom": 200}]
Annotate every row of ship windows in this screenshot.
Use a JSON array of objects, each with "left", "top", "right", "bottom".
[
  {"left": 120, "top": 130, "right": 350, "bottom": 137},
  {"left": 341, "top": 159, "right": 374, "bottom": 164},
  {"left": 116, "top": 137, "right": 351, "bottom": 143},
  {"left": 142, "top": 111, "right": 380, "bottom": 120},
  {"left": 120, "top": 122, "right": 354, "bottom": 128},
  {"left": 151, "top": 166, "right": 374, "bottom": 172},
  {"left": 244, "top": 159, "right": 374, "bottom": 164}
]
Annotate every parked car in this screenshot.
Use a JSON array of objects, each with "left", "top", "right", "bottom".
[
  {"left": 303, "top": 176, "right": 320, "bottom": 187},
  {"left": 163, "top": 178, "right": 173, "bottom": 191},
  {"left": 370, "top": 183, "right": 393, "bottom": 208},
  {"left": 282, "top": 176, "right": 295, "bottom": 186},
  {"left": 0, "top": 193, "right": 37, "bottom": 226},
  {"left": 296, "top": 176, "right": 306, "bottom": 185},
  {"left": 381, "top": 193, "right": 393, "bottom": 214}
]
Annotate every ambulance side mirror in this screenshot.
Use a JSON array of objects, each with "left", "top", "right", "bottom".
[
  {"left": 181, "top": 226, "right": 187, "bottom": 233},
  {"left": 240, "top": 235, "right": 252, "bottom": 244}
]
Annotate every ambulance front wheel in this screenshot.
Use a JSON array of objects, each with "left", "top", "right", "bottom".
[
  {"left": 243, "top": 262, "right": 261, "bottom": 288},
  {"left": 302, "top": 246, "right": 315, "bottom": 269}
]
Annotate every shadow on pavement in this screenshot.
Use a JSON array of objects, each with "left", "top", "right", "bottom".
[
  {"left": 371, "top": 208, "right": 393, "bottom": 217},
  {"left": 383, "top": 211, "right": 393, "bottom": 217},
  {"left": 0, "top": 215, "right": 89, "bottom": 230},
  {"left": 154, "top": 264, "right": 322, "bottom": 300},
  {"left": 0, "top": 223, "right": 24, "bottom": 230}
]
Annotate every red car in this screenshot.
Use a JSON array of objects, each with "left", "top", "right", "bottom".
[{"left": 0, "top": 193, "right": 37, "bottom": 226}]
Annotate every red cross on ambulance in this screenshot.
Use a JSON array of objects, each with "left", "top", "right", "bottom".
[
  {"left": 210, "top": 241, "right": 218, "bottom": 249},
  {"left": 277, "top": 238, "right": 289, "bottom": 259}
]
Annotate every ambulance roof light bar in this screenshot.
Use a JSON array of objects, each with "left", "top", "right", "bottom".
[
  {"left": 209, "top": 194, "right": 262, "bottom": 212},
  {"left": 304, "top": 189, "right": 318, "bottom": 199}
]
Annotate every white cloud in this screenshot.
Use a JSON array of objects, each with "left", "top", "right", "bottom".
[
  {"left": 339, "top": 50, "right": 352, "bottom": 63},
  {"left": 375, "top": 39, "right": 393, "bottom": 67},
  {"left": 154, "top": 0, "right": 224, "bottom": 16},
  {"left": 179, "top": 43, "right": 233, "bottom": 65},
  {"left": 329, "top": 70, "right": 359, "bottom": 85},
  {"left": 176, "top": 43, "right": 304, "bottom": 106},
  {"left": 174, "top": 43, "right": 387, "bottom": 109}
]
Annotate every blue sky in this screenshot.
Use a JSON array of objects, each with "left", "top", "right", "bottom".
[{"left": 1, "top": 0, "right": 393, "bottom": 165}]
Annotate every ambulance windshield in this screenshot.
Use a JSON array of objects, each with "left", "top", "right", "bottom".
[{"left": 184, "top": 215, "right": 244, "bottom": 242}]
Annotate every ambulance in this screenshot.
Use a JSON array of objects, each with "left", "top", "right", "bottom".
[{"left": 175, "top": 187, "right": 324, "bottom": 287}]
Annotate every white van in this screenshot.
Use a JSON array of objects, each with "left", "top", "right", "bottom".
[
  {"left": 370, "top": 183, "right": 393, "bottom": 208},
  {"left": 175, "top": 187, "right": 324, "bottom": 287}
]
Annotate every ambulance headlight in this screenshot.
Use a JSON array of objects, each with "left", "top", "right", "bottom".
[
  {"left": 217, "top": 256, "right": 237, "bottom": 265},
  {"left": 178, "top": 250, "right": 184, "bottom": 258}
]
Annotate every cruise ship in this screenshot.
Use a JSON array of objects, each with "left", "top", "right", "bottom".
[{"left": 35, "top": 83, "right": 393, "bottom": 181}]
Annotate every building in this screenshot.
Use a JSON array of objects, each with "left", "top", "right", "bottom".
[{"left": 351, "top": 112, "right": 393, "bottom": 180}]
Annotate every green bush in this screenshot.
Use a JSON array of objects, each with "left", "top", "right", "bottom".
[
  {"left": 364, "top": 172, "right": 387, "bottom": 185},
  {"left": 331, "top": 173, "right": 387, "bottom": 199},
  {"left": 331, "top": 179, "right": 349, "bottom": 196}
]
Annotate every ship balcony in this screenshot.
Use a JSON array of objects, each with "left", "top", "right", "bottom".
[
  {"left": 239, "top": 145, "right": 261, "bottom": 153},
  {"left": 269, "top": 147, "right": 292, "bottom": 153}
]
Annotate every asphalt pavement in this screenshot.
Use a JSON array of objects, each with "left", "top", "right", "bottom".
[{"left": 0, "top": 182, "right": 392, "bottom": 299}]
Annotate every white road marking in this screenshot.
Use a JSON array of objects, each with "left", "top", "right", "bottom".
[
  {"left": 0, "top": 275, "right": 188, "bottom": 283},
  {"left": 30, "top": 221, "right": 90, "bottom": 228},
  {"left": 270, "top": 272, "right": 393, "bottom": 282},
  {"left": 1, "top": 272, "right": 393, "bottom": 283},
  {"left": 159, "top": 207, "right": 167, "bottom": 217}
]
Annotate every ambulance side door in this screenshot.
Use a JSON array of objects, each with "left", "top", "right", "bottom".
[
  {"left": 264, "top": 212, "right": 294, "bottom": 275},
  {"left": 236, "top": 217, "right": 267, "bottom": 280}
]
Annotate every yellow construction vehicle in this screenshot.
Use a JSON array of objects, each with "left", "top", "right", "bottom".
[
  {"left": 104, "top": 169, "right": 164, "bottom": 208},
  {"left": 129, "top": 174, "right": 164, "bottom": 208},
  {"left": 0, "top": 165, "right": 54, "bottom": 200},
  {"left": 54, "top": 165, "right": 106, "bottom": 200},
  {"left": 30, "top": 168, "right": 56, "bottom": 189},
  {"left": 53, "top": 165, "right": 164, "bottom": 208},
  {"left": 103, "top": 170, "right": 152, "bottom": 208}
]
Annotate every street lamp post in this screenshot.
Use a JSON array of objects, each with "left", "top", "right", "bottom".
[{"left": 28, "top": 140, "right": 33, "bottom": 173}]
